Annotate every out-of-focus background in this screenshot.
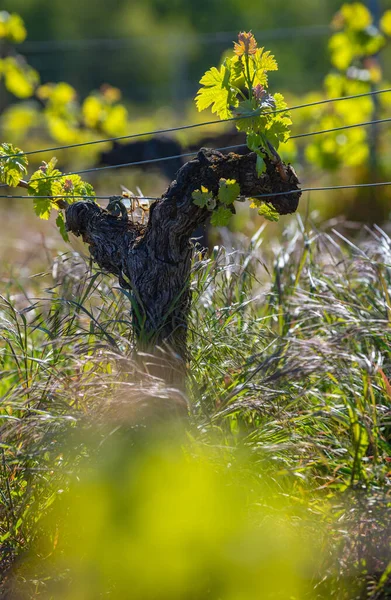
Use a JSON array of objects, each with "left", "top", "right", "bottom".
[{"left": 1, "top": 0, "right": 347, "bottom": 104}]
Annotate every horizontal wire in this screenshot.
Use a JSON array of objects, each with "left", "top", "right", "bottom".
[
  {"left": 205, "top": 115, "right": 391, "bottom": 154},
  {"left": 250, "top": 180, "right": 391, "bottom": 199},
  {"left": 20, "top": 26, "right": 330, "bottom": 53},
  {"left": 2, "top": 180, "right": 391, "bottom": 203},
  {"left": 1, "top": 113, "right": 389, "bottom": 190},
  {"left": 0, "top": 195, "right": 111, "bottom": 200},
  {"left": 290, "top": 116, "right": 391, "bottom": 139},
  {"left": 1, "top": 87, "right": 390, "bottom": 163}
]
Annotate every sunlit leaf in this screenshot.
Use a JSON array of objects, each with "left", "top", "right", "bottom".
[
  {"left": 380, "top": 10, "right": 391, "bottom": 36},
  {"left": 340, "top": 3, "right": 372, "bottom": 31},
  {"left": 2, "top": 57, "right": 39, "bottom": 99},
  {"left": 329, "top": 33, "right": 355, "bottom": 70},
  {"left": 0, "top": 12, "right": 26, "bottom": 44},
  {"left": 218, "top": 179, "right": 240, "bottom": 205},
  {"left": 195, "top": 65, "right": 234, "bottom": 120},
  {"left": 210, "top": 206, "right": 232, "bottom": 227},
  {"left": 33, "top": 197, "right": 53, "bottom": 220},
  {"left": 0, "top": 142, "right": 28, "bottom": 187},
  {"left": 28, "top": 158, "right": 63, "bottom": 204},
  {"left": 82, "top": 96, "right": 103, "bottom": 129},
  {"left": 257, "top": 202, "right": 280, "bottom": 222},
  {"left": 103, "top": 104, "right": 128, "bottom": 136}
]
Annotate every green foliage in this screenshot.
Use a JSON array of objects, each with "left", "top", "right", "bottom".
[
  {"left": 302, "top": 2, "right": 391, "bottom": 173},
  {"left": 0, "top": 12, "right": 129, "bottom": 150},
  {"left": 218, "top": 178, "right": 240, "bottom": 205},
  {"left": 2, "top": 226, "right": 391, "bottom": 596},
  {"left": 192, "top": 186, "right": 213, "bottom": 208},
  {"left": 28, "top": 158, "right": 96, "bottom": 238},
  {"left": 194, "top": 33, "right": 292, "bottom": 228},
  {"left": 210, "top": 205, "right": 232, "bottom": 227},
  {"left": 0, "top": 140, "right": 96, "bottom": 241},
  {"left": 195, "top": 31, "right": 291, "bottom": 162},
  {"left": 380, "top": 10, "right": 391, "bottom": 36},
  {"left": 0, "top": 14, "right": 39, "bottom": 98},
  {"left": 55, "top": 212, "right": 69, "bottom": 242},
  {"left": 28, "top": 158, "right": 64, "bottom": 209},
  {"left": 192, "top": 180, "right": 239, "bottom": 227},
  {"left": 0, "top": 142, "right": 28, "bottom": 187},
  {"left": 0, "top": 57, "right": 39, "bottom": 98},
  {"left": 255, "top": 201, "right": 280, "bottom": 221},
  {"left": 256, "top": 153, "right": 266, "bottom": 175},
  {"left": 0, "top": 11, "right": 26, "bottom": 43},
  {"left": 195, "top": 64, "right": 236, "bottom": 120}
]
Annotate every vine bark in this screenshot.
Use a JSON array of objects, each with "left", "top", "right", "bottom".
[{"left": 65, "top": 148, "right": 301, "bottom": 377}]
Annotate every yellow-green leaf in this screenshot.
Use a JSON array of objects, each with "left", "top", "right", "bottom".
[
  {"left": 0, "top": 142, "right": 28, "bottom": 187},
  {"left": 3, "top": 57, "right": 39, "bottom": 99},
  {"left": 195, "top": 65, "right": 232, "bottom": 120},
  {"left": 380, "top": 10, "right": 391, "bottom": 36},
  {"left": 257, "top": 202, "right": 280, "bottom": 222},
  {"left": 340, "top": 3, "right": 372, "bottom": 31}
]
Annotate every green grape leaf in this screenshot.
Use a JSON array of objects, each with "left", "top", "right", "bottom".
[
  {"left": 192, "top": 186, "right": 212, "bottom": 208},
  {"left": 218, "top": 178, "right": 240, "bottom": 205},
  {"left": 60, "top": 175, "right": 96, "bottom": 201},
  {"left": 33, "top": 198, "right": 53, "bottom": 220},
  {"left": 249, "top": 47, "right": 278, "bottom": 88},
  {"left": 56, "top": 212, "right": 69, "bottom": 242},
  {"left": 0, "top": 142, "right": 28, "bottom": 187},
  {"left": 28, "top": 158, "right": 63, "bottom": 203},
  {"left": 195, "top": 64, "right": 234, "bottom": 120},
  {"left": 257, "top": 202, "right": 280, "bottom": 222},
  {"left": 228, "top": 56, "right": 245, "bottom": 86},
  {"left": 232, "top": 99, "right": 262, "bottom": 132},
  {"left": 210, "top": 206, "right": 232, "bottom": 227},
  {"left": 254, "top": 48, "right": 278, "bottom": 72},
  {"left": 265, "top": 118, "right": 291, "bottom": 148},
  {"left": 256, "top": 154, "right": 266, "bottom": 175},
  {"left": 246, "top": 132, "right": 262, "bottom": 151},
  {"left": 273, "top": 92, "right": 288, "bottom": 112}
]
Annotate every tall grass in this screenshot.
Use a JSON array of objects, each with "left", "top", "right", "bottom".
[{"left": 1, "top": 220, "right": 391, "bottom": 598}]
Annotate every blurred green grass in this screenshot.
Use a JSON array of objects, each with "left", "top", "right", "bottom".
[{"left": 1, "top": 216, "right": 391, "bottom": 597}]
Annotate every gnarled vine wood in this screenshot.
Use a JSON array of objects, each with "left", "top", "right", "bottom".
[{"left": 65, "top": 148, "right": 301, "bottom": 372}]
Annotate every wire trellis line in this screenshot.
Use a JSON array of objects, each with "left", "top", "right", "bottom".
[
  {"left": 1, "top": 113, "right": 390, "bottom": 191},
  {"left": 1, "top": 87, "right": 390, "bottom": 163},
  {"left": 0, "top": 195, "right": 112, "bottom": 200},
  {"left": 20, "top": 25, "right": 331, "bottom": 54},
  {"left": 2, "top": 180, "right": 391, "bottom": 203}
]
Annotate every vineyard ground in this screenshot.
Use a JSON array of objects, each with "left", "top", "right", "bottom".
[{"left": 1, "top": 212, "right": 391, "bottom": 598}]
